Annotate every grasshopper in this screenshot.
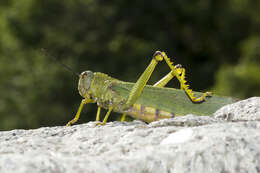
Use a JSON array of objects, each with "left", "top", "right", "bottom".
[{"left": 66, "top": 51, "right": 234, "bottom": 126}]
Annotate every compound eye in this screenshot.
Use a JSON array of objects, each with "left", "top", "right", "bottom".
[
  {"left": 83, "top": 71, "right": 94, "bottom": 90},
  {"left": 81, "top": 71, "right": 88, "bottom": 77}
]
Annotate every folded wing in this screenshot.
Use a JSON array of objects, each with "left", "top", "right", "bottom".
[{"left": 111, "top": 82, "right": 235, "bottom": 116}]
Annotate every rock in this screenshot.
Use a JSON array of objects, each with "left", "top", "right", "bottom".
[
  {"left": 1, "top": 97, "right": 260, "bottom": 173},
  {"left": 0, "top": 120, "right": 260, "bottom": 173},
  {"left": 214, "top": 97, "right": 260, "bottom": 121}
]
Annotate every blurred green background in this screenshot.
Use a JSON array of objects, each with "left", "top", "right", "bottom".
[{"left": 1, "top": 0, "right": 260, "bottom": 130}]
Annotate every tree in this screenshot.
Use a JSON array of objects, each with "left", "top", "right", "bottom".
[{"left": 0, "top": 0, "right": 259, "bottom": 130}]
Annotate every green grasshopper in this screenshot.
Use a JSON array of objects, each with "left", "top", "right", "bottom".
[{"left": 66, "top": 51, "right": 234, "bottom": 126}]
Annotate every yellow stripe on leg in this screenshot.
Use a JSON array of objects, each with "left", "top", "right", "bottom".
[
  {"left": 121, "top": 113, "right": 126, "bottom": 122},
  {"left": 159, "top": 51, "right": 211, "bottom": 103},
  {"left": 96, "top": 106, "right": 101, "bottom": 121},
  {"left": 153, "top": 71, "right": 175, "bottom": 87},
  {"left": 123, "top": 52, "right": 163, "bottom": 109},
  {"left": 66, "top": 98, "right": 92, "bottom": 126},
  {"left": 153, "top": 64, "right": 182, "bottom": 87},
  {"left": 189, "top": 92, "right": 212, "bottom": 102},
  {"left": 96, "top": 107, "right": 113, "bottom": 126}
]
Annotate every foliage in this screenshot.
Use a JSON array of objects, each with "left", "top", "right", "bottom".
[
  {"left": 214, "top": 36, "right": 260, "bottom": 98},
  {"left": 0, "top": 0, "right": 259, "bottom": 130}
]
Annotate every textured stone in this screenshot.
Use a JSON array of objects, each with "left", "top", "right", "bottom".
[
  {"left": 1, "top": 97, "right": 260, "bottom": 173},
  {"left": 214, "top": 97, "right": 260, "bottom": 121},
  {"left": 0, "top": 120, "right": 260, "bottom": 173}
]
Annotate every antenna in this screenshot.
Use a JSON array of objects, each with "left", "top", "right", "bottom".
[{"left": 41, "top": 48, "right": 80, "bottom": 76}]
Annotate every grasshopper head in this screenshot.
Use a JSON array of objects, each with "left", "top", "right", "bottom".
[{"left": 78, "top": 71, "right": 94, "bottom": 98}]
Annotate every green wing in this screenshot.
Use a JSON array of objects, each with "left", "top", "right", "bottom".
[{"left": 111, "top": 82, "right": 236, "bottom": 116}]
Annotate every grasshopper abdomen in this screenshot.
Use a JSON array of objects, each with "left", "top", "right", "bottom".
[{"left": 119, "top": 103, "right": 174, "bottom": 123}]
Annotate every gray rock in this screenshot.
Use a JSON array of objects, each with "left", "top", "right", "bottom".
[
  {"left": 214, "top": 97, "right": 260, "bottom": 121},
  {"left": 1, "top": 97, "right": 260, "bottom": 173},
  {"left": 0, "top": 118, "right": 260, "bottom": 173}
]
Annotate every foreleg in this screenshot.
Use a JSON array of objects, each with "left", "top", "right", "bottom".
[{"left": 66, "top": 98, "right": 93, "bottom": 126}]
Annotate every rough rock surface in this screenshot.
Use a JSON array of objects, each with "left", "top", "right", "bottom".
[
  {"left": 0, "top": 97, "right": 260, "bottom": 173},
  {"left": 214, "top": 97, "right": 260, "bottom": 121}
]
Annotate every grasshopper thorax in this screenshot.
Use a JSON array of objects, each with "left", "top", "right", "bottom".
[{"left": 78, "top": 71, "right": 94, "bottom": 99}]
